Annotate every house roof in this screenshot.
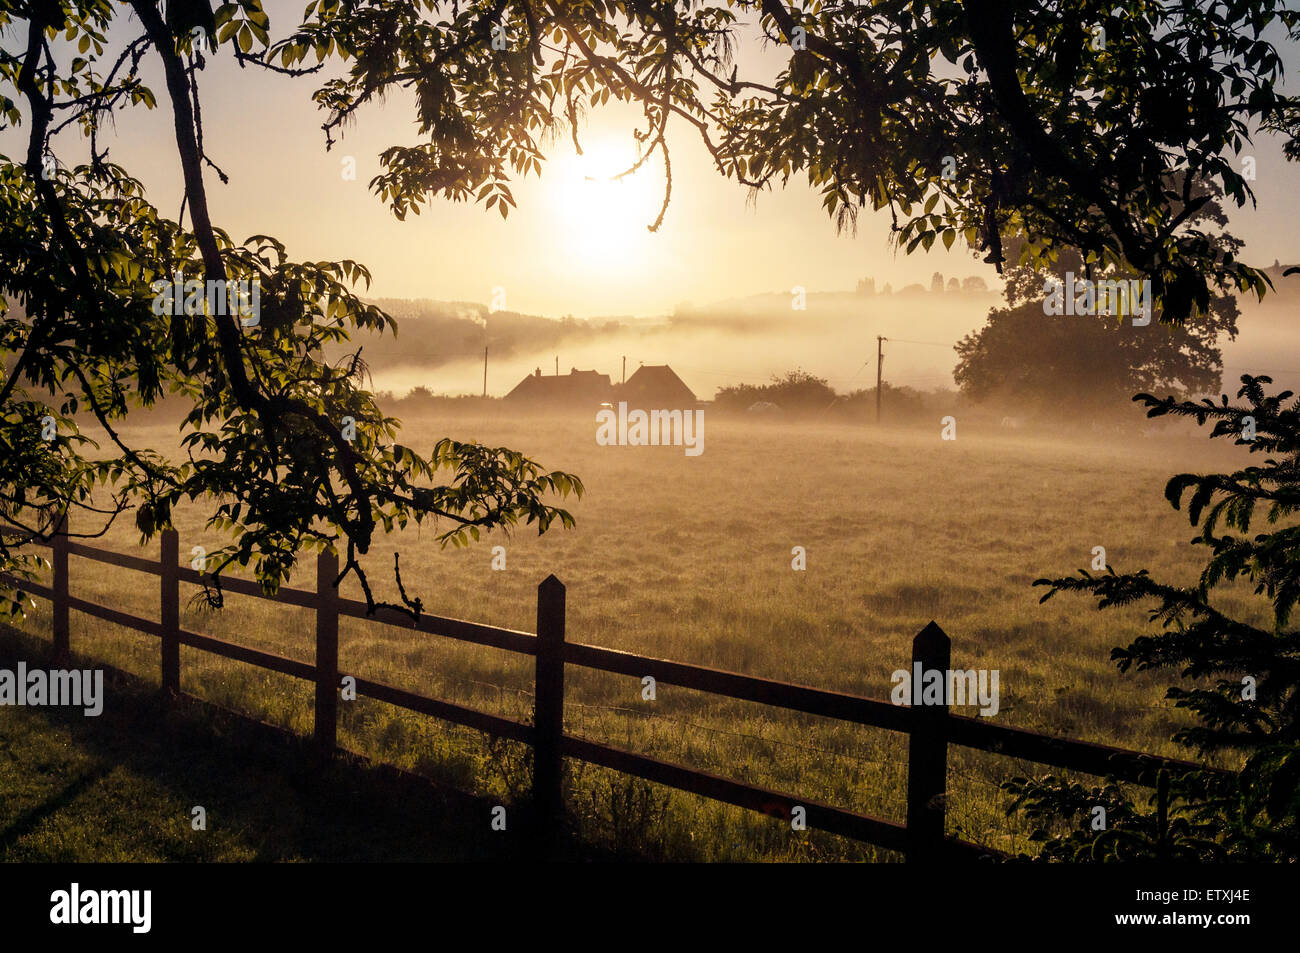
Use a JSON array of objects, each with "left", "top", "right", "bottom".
[
  {"left": 504, "top": 367, "right": 613, "bottom": 403},
  {"left": 616, "top": 364, "right": 697, "bottom": 405},
  {"left": 503, "top": 363, "right": 698, "bottom": 406}
]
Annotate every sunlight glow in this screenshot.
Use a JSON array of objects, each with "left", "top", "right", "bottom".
[{"left": 545, "top": 139, "right": 664, "bottom": 272}]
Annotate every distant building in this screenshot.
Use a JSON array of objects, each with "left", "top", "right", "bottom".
[
  {"left": 615, "top": 364, "right": 698, "bottom": 407},
  {"left": 503, "top": 363, "right": 698, "bottom": 408},
  {"left": 504, "top": 366, "right": 613, "bottom": 405}
]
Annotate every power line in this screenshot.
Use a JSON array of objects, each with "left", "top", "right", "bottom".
[{"left": 886, "top": 338, "right": 956, "bottom": 347}]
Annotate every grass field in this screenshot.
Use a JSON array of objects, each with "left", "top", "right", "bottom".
[
  {"left": 0, "top": 627, "right": 609, "bottom": 861},
  {"left": 1, "top": 406, "right": 1261, "bottom": 860}
]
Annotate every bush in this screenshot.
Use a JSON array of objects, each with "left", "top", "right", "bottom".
[
  {"left": 713, "top": 369, "right": 840, "bottom": 414},
  {"left": 1007, "top": 375, "right": 1300, "bottom": 861}
]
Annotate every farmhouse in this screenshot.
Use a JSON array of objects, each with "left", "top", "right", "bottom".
[
  {"left": 503, "top": 363, "right": 698, "bottom": 408},
  {"left": 503, "top": 367, "right": 613, "bottom": 406},
  {"left": 615, "top": 364, "right": 698, "bottom": 407}
]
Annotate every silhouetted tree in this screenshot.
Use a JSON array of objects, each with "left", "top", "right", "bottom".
[
  {"left": 275, "top": 0, "right": 1294, "bottom": 322},
  {"left": 953, "top": 304, "right": 1220, "bottom": 414},
  {"left": 0, "top": 0, "right": 583, "bottom": 617},
  {"left": 5, "top": 0, "right": 1299, "bottom": 612},
  {"left": 954, "top": 183, "right": 1240, "bottom": 413},
  {"left": 1007, "top": 373, "right": 1300, "bottom": 860}
]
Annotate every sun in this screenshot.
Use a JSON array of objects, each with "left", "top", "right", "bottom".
[{"left": 544, "top": 138, "right": 664, "bottom": 271}]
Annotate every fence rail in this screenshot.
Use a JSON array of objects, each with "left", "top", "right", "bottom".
[{"left": 0, "top": 521, "right": 1224, "bottom": 861}]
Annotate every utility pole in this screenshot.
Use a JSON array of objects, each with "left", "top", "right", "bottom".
[
  {"left": 482, "top": 345, "right": 488, "bottom": 398},
  {"left": 876, "top": 335, "right": 886, "bottom": 424},
  {"left": 622, "top": 355, "right": 626, "bottom": 384},
  {"left": 555, "top": 355, "right": 559, "bottom": 376}
]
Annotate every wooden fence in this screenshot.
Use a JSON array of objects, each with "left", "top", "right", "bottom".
[{"left": 0, "top": 521, "right": 1222, "bottom": 861}]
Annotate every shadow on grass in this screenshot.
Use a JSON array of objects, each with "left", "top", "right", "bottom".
[
  {"left": 0, "top": 762, "right": 117, "bottom": 856},
  {"left": 0, "top": 625, "right": 610, "bottom": 862}
]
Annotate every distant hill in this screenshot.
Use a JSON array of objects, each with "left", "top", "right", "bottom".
[
  {"left": 671, "top": 282, "right": 999, "bottom": 334},
  {"left": 5, "top": 262, "right": 1297, "bottom": 394},
  {"left": 327, "top": 297, "right": 644, "bottom": 372}
]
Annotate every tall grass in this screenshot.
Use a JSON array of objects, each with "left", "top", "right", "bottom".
[{"left": 10, "top": 410, "right": 1258, "bottom": 859}]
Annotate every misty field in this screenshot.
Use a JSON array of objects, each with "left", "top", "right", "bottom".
[{"left": 9, "top": 408, "right": 1259, "bottom": 860}]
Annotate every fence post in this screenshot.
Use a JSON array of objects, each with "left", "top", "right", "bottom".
[
  {"left": 51, "top": 512, "right": 69, "bottom": 664},
  {"left": 314, "top": 548, "right": 340, "bottom": 754},
  {"left": 906, "top": 621, "right": 951, "bottom": 862},
  {"left": 534, "top": 575, "right": 566, "bottom": 843},
  {"left": 160, "top": 529, "right": 180, "bottom": 696}
]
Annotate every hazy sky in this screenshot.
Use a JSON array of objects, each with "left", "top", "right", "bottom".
[{"left": 5, "top": 2, "right": 1300, "bottom": 319}]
